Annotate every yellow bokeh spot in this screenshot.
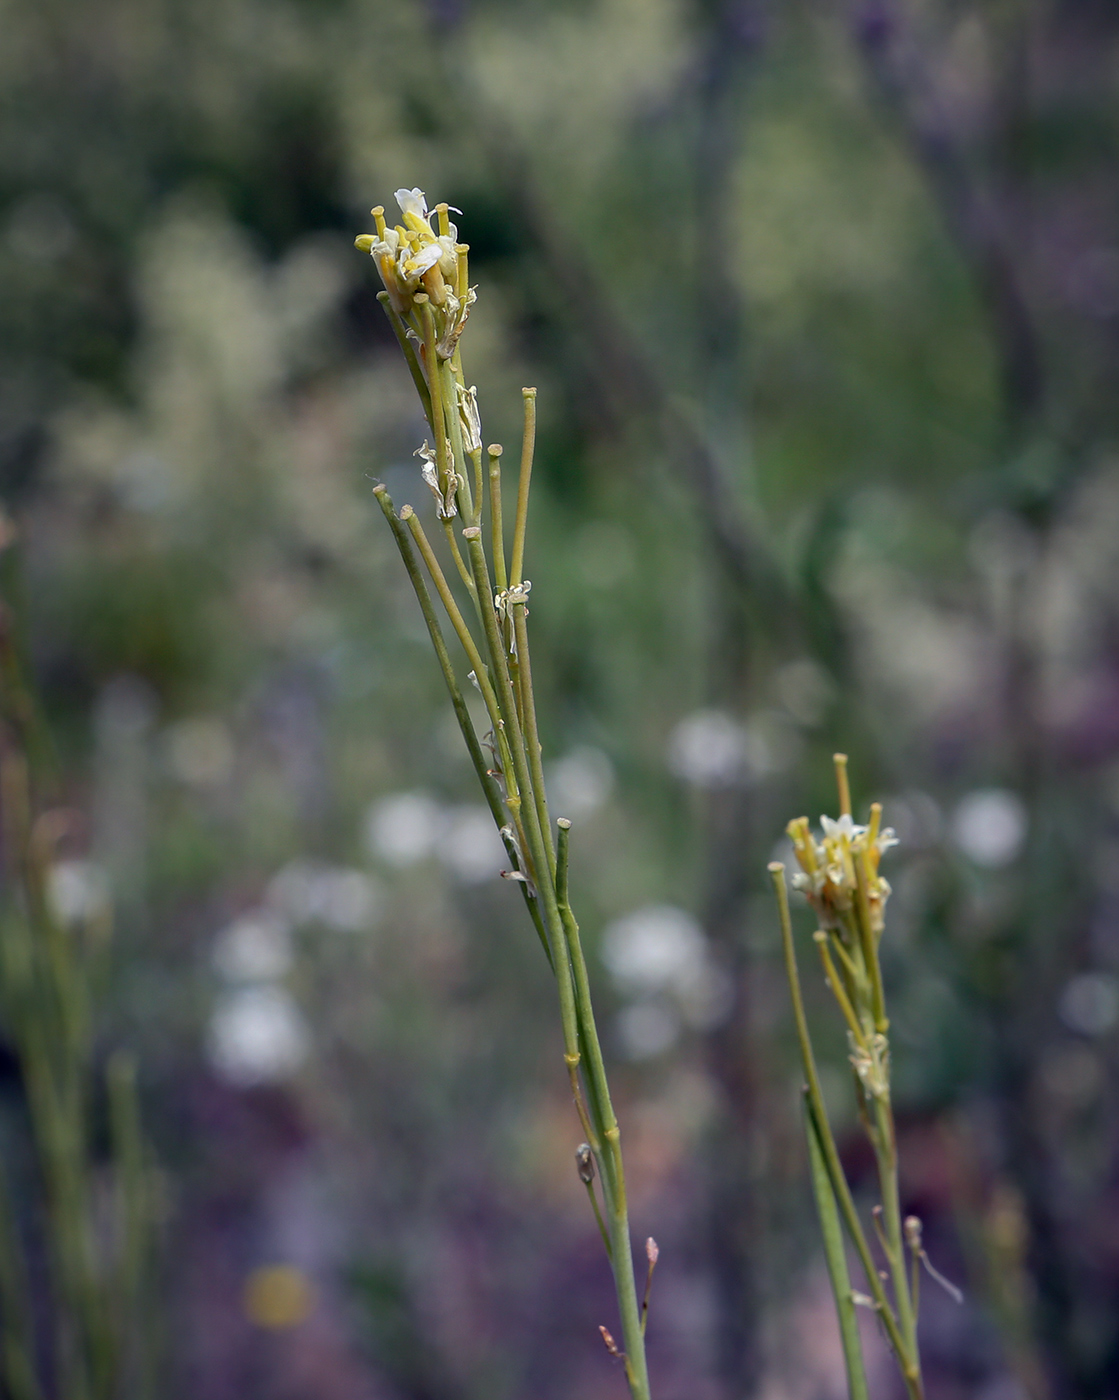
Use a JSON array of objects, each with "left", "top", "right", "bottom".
[{"left": 243, "top": 1264, "right": 315, "bottom": 1330}]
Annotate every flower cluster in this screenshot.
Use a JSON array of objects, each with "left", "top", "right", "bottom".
[
  {"left": 354, "top": 187, "right": 476, "bottom": 359},
  {"left": 786, "top": 807, "right": 897, "bottom": 936}
]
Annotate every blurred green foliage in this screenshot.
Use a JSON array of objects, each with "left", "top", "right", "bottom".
[{"left": 1, "top": 0, "right": 1118, "bottom": 1397}]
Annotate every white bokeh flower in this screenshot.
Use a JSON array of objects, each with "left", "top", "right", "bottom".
[
  {"left": 548, "top": 746, "right": 614, "bottom": 819},
  {"left": 365, "top": 791, "right": 444, "bottom": 866},
  {"left": 439, "top": 805, "right": 505, "bottom": 884},
  {"left": 602, "top": 904, "right": 706, "bottom": 997},
  {"left": 47, "top": 860, "right": 111, "bottom": 926},
  {"left": 952, "top": 789, "right": 1027, "bottom": 868},
  {"left": 207, "top": 984, "right": 309, "bottom": 1086},
  {"left": 268, "top": 861, "right": 381, "bottom": 933},
  {"left": 213, "top": 910, "right": 293, "bottom": 982}
]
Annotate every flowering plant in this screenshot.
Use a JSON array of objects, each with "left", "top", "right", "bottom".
[
  {"left": 357, "top": 190, "right": 655, "bottom": 1400},
  {"left": 771, "top": 756, "right": 957, "bottom": 1400}
]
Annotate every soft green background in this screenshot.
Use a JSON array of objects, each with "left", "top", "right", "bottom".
[{"left": 2, "top": 1, "right": 1118, "bottom": 1396}]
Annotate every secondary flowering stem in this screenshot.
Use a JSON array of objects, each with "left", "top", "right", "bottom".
[{"left": 775, "top": 755, "right": 931, "bottom": 1400}]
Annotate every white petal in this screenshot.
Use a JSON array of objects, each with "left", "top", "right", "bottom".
[
  {"left": 403, "top": 241, "right": 443, "bottom": 276},
  {"left": 394, "top": 187, "right": 428, "bottom": 221}
]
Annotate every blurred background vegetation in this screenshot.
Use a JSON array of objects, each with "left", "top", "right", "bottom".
[{"left": 1, "top": 0, "right": 1118, "bottom": 1396}]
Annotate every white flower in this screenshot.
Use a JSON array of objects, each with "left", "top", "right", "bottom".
[
  {"left": 820, "top": 813, "right": 865, "bottom": 841},
  {"left": 394, "top": 187, "right": 428, "bottom": 222},
  {"left": 368, "top": 226, "right": 400, "bottom": 259},
  {"left": 401, "top": 240, "right": 443, "bottom": 279}
]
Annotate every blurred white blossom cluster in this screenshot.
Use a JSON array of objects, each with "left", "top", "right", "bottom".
[
  {"left": 601, "top": 904, "right": 732, "bottom": 1060},
  {"left": 207, "top": 861, "right": 381, "bottom": 1087}
]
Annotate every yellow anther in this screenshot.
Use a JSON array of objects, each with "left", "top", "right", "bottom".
[{"left": 371, "top": 206, "right": 386, "bottom": 237}]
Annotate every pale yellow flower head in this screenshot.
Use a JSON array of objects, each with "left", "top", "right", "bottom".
[
  {"left": 354, "top": 187, "right": 475, "bottom": 360},
  {"left": 786, "top": 804, "right": 896, "bottom": 935}
]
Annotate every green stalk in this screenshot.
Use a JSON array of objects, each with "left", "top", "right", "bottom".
[
  {"left": 814, "top": 933, "right": 870, "bottom": 1053},
  {"left": 375, "top": 291, "right": 432, "bottom": 427},
  {"left": 769, "top": 865, "right": 920, "bottom": 1394},
  {"left": 417, "top": 299, "right": 470, "bottom": 519},
  {"left": 854, "top": 857, "right": 888, "bottom": 1033},
  {"left": 556, "top": 820, "right": 648, "bottom": 1399},
  {"left": 872, "top": 1093, "right": 919, "bottom": 1364},
  {"left": 509, "top": 603, "right": 555, "bottom": 883},
  {"left": 488, "top": 446, "right": 508, "bottom": 592},
  {"left": 509, "top": 388, "right": 536, "bottom": 588},
  {"left": 375, "top": 487, "right": 551, "bottom": 967},
  {"left": 400, "top": 511, "right": 500, "bottom": 733},
  {"left": 435, "top": 359, "right": 474, "bottom": 525},
  {"left": 463, "top": 529, "right": 650, "bottom": 1400},
  {"left": 804, "top": 1096, "right": 869, "bottom": 1400}
]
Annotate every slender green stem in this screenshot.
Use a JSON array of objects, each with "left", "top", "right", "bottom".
[
  {"left": 376, "top": 291, "right": 432, "bottom": 426},
  {"left": 509, "top": 388, "right": 536, "bottom": 588},
  {"left": 402, "top": 506, "right": 529, "bottom": 870},
  {"left": 510, "top": 602, "right": 555, "bottom": 883},
  {"left": 814, "top": 933, "right": 870, "bottom": 1052},
  {"left": 854, "top": 856, "right": 888, "bottom": 1033},
  {"left": 556, "top": 821, "right": 647, "bottom": 1400},
  {"left": 436, "top": 357, "right": 474, "bottom": 524},
  {"left": 583, "top": 1176, "right": 613, "bottom": 1260},
  {"left": 439, "top": 517, "right": 477, "bottom": 598},
  {"left": 418, "top": 299, "right": 474, "bottom": 521},
  {"left": 805, "top": 1096, "right": 870, "bottom": 1400},
  {"left": 376, "top": 492, "right": 502, "bottom": 828},
  {"left": 400, "top": 510, "right": 501, "bottom": 734},
  {"left": 834, "top": 752, "right": 852, "bottom": 818},
  {"left": 461, "top": 531, "right": 569, "bottom": 1011},
  {"left": 828, "top": 929, "right": 862, "bottom": 1000},
  {"left": 470, "top": 450, "right": 484, "bottom": 522},
  {"left": 873, "top": 1093, "right": 919, "bottom": 1362},
  {"left": 375, "top": 489, "right": 552, "bottom": 967},
  {"left": 488, "top": 446, "right": 507, "bottom": 592}
]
